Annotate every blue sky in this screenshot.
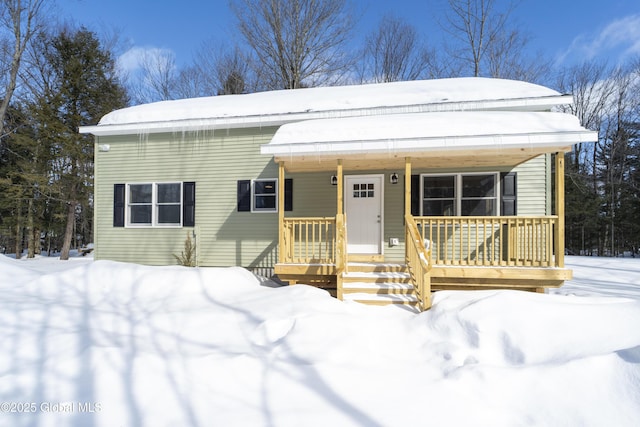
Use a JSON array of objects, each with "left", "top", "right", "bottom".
[{"left": 57, "top": 0, "right": 640, "bottom": 74}]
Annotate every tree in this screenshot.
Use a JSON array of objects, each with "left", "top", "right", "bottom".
[
  {"left": 596, "top": 65, "right": 640, "bottom": 255},
  {"left": 32, "top": 26, "right": 128, "bottom": 260},
  {"left": 556, "top": 58, "right": 640, "bottom": 256},
  {"left": 358, "top": 14, "right": 431, "bottom": 83},
  {"left": 130, "top": 48, "right": 177, "bottom": 104},
  {"left": 0, "top": 0, "right": 48, "bottom": 137},
  {"left": 441, "top": 0, "right": 545, "bottom": 80},
  {"left": 484, "top": 27, "right": 550, "bottom": 82},
  {"left": 191, "top": 41, "right": 255, "bottom": 96},
  {"left": 230, "top": 0, "right": 356, "bottom": 89}
]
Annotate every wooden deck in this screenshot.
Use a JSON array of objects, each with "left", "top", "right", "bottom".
[
  {"left": 276, "top": 263, "right": 572, "bottom": 291},
  {"left": 275, "top": 214, "right": 571, "bottom": 308}
]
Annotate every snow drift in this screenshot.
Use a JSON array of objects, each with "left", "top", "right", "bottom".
[{"left": 1, "top": 255, "right": 639, "bottom": 426}]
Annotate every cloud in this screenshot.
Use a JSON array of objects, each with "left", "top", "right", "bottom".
[
  {"left": 117, "top": 46, "right": 176, "bottom": 75},
  {"left": 559, "top": 14, "right": 640, "bottom": 64}
]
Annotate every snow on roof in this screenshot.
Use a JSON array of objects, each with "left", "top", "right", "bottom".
[
  {"left": 261, "top": 111, "right": 597, "bottom": 157},
  {"left": 80, "top": 78, "right": 572, "bottom": 136}
]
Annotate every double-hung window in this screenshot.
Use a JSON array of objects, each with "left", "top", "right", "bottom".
[
  {"left": 422, "top": 173, "right": 498, "bottom": 216},
  {"left": 252, "top": 179, "right": 277, "bottom": 212},
  {"left": 128, "top": 183, "right": 182, "bottom": 226},
  {"left": 237, "top": 178, "right": 292, "bottom": 213}
]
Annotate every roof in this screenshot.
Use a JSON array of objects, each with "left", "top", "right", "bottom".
[
  {"left": 79, "top": 78, "right": 572, "bottom": 136},
  {"left": 262, "top": 111, "right": 596, "bottom": 158}
]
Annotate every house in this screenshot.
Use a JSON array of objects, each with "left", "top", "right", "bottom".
[{"left": 80, "top": 77, "right": 597, "bottom": 310}]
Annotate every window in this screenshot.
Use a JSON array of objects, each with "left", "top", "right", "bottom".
[
  {"left": 127, "top": 183, "right": 182, "bottom": 226},
  {"left": 156, "top": 183, "right": 182, "bottom": 224},
  {"left": 461, "top": 174, "right": 496, "bottom": 216},
  {"left": 114, "top": 182, "right": 195, "bottom": 228},
  {"left": 353, "top": 183, "right": 375, "bottom": 198},
  {"left": 423, "top": 176, "right": 455, "bottom": 216},
  {"left": 237, "top": 179, "right": 292, "bottom": 213},
  {"left": 128, "top": 184, "right": 153, "bottom": 224},
  {"left": 253, "top": 179, "right": 277, "bottom": 212},
  {"left": 422, "top": 173, "right": 498, "bottom": 216}
]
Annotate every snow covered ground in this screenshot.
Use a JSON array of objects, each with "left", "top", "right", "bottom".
[{"left": 1, "top": 254, "right": 639, "bottom": 427}]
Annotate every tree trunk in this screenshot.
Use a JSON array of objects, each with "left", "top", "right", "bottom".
[
  {"left": 27, "top": 198, "right": 35, "bottom": 258},
  {"left": 34, "top": 227, "right": 41, "bottom": 255},
  {"left": 59, "top": 201, "right": 76, "bottom": 260},
  {"left": 14, "top": 200, "right": 22, "bottom": 259}
]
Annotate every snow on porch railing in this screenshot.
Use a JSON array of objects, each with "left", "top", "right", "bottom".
[
  {"left": 414, "top": 216, "right": 559, "bottom": 267},
  {"left": 281, "top": 217, "right": 337, "bottom": 264},
  {"left": 405, "top": 214, "right": 432, "bottom": 311}
]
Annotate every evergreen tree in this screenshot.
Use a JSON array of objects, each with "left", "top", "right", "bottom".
[{"left": 32, "top": 26, "right": 127, "bottom": 260}]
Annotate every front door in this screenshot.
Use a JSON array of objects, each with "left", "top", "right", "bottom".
[{"left": 344, "top": 175, "right": 383, "bottom": 254}]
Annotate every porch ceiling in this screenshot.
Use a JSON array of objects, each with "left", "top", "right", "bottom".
[
  {"left": 262, "top": 111, "right": 597, "bottom": 172},
  {"left": 277, "top": 146, "right": 573, "bottom": 172}
]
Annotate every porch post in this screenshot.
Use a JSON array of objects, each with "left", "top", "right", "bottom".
[
  {"left": 405, "top": 157, "right": 412, "bottom": 262},
  {"left": 555, "top": 153, "right": 565, "bottom": 268},
  {"left": 278, "top": 161, "right": 285, "bottom": 263},
  {"left": 405, "top": 157, "right": 412, "bottom": 218},
  {"left": 337, "top": 159, "right": 343, "bottom": 214}
]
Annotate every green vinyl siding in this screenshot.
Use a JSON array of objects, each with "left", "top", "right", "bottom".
[
  {"left": 512, "top": 154, "right": 550, "bottom": 216},
  {"left": 94, "top": 128, "right": 280, "bottom": 266}
]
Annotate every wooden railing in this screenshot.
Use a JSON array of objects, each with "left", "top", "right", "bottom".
[
  {"left": 405, "top": 214, "right": 432, "bottom": 311},
  {"left": 414, "top": 216, "right": 559, "bottom": 267},
  {"left": 281, "top": 217, "right": 337, "bottom": 264},
  {"left": 335, "top": 214, "right": 347, "bottom": 299}
]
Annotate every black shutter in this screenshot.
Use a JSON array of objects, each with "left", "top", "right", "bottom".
[
  {"left": 113, "top": 184, "right": 125, "bottom": 227},
  {"left": 237, "top": 180, "right": 251, "bottom": 212},
  {"left": 501, "top": 172, "right": 517, "bottom": 216},
  {"left": 284, "top": 178, "right": 293, "bottom": 211},
  {"left": 411, "top": 174, "right": 420, "bottom": 216},
  {"left": 183, "top": 182, "right": 195, "bottom": 226}
]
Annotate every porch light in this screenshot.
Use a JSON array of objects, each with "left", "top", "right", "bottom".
[
  {"left": 330, "top": 175, "right": 338, "bottom": 185},
  {"left": 390, "top": 173, "right": 399, "bottom": 184}
]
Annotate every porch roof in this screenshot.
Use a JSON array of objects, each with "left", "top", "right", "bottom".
[{"left": 261, "top": 111, "right": 597, "bottom": 171}]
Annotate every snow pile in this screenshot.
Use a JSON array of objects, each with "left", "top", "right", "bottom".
[{"left": 1, "top": 255, "right": 640, "bottom": 426}]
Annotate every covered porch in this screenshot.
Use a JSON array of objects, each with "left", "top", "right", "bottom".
[
  {"left": 272, "top": 154, "right": 569, "bottom": 310},
  {"left": 262, "top": 111, "right": 597, "bottom": 310}
]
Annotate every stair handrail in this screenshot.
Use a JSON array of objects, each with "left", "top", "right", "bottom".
[
  {"left": 335, "top": 213, "right": 347, "bottom": 299},
  {"left": 405, "top": 214, "right": 432, "bottom": 311}
]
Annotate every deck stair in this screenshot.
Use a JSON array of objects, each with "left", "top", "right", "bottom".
[{"left": 340, "top": 262, "right": 419, "bottom": 308}]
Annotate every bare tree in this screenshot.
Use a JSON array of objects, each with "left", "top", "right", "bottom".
[
  {"left": 442, "top": 0, "right": 527, "bottom": 78},
  {"left": 485, "top": 27, "right": 550, "bottom": 82},
  {"left": 192, "top": 41, "right": 255, "bottom": 95},
  {"left": 0, "top": 0, "right": 48, "bottom": 137},
  {"left": 230, "top": 0, "right": 356, "bottom": 89},
  {"left": 172, "top": 65, "right": 208, "bottom": 99},
  {"left": 359, "top": 13, "right": 431, "bottom": 83},
  {"left": 556, "top": 61, "right": 616, "bottom": 171},
  {"left": 130, "top": 49, "right": 178, "bottom": 104}
]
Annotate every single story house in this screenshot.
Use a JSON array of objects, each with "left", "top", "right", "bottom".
[{"left": 80, "top": 77, "right": 597, "bottom": 310}]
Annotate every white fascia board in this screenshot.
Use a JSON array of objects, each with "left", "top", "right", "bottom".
[
  {"left": 261, "top": 130, "right": 598, "bottom": 157},
  {"left": 79, "top": 94, "right": 573, "bottom": 137}
]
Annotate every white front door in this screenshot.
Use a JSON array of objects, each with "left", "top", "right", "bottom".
[{"left": 344, "top": 175, "right": 383, "bottom": 254}]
